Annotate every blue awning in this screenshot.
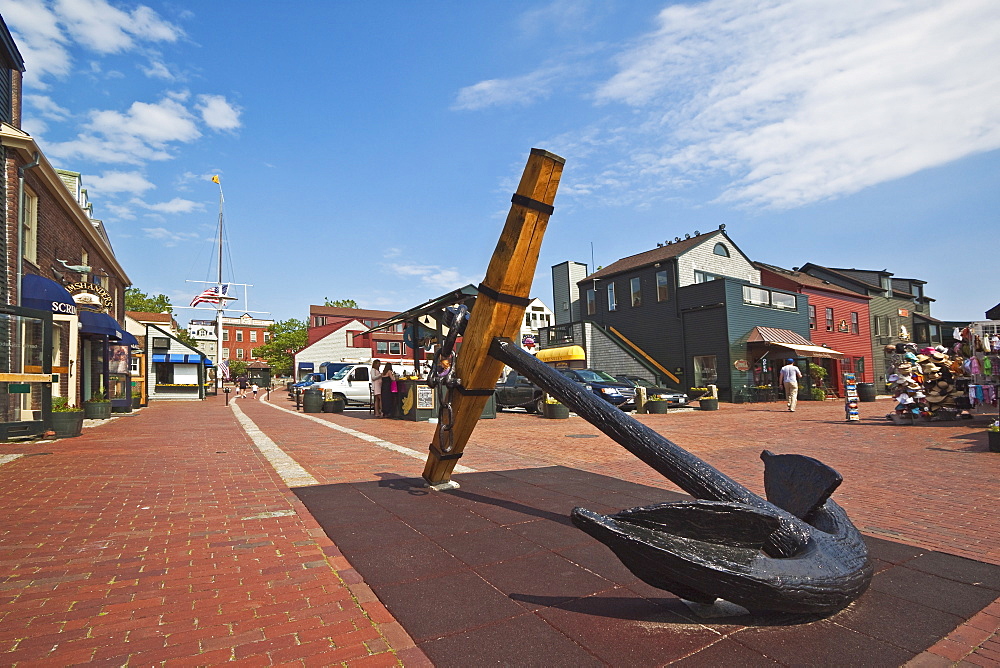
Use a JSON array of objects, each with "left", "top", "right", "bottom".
[
  {"left": 22, "top": 274, "right": 78, "bottom": 315},
  {"left": 203, "top": 358, "right": 214, "bottom": 367},
  {"left": 169, "top": 354, "right": 186, "bottom": 363},
  {"left": 79, "top": 310, "right": 125, "bottom": 338},
  {"left": 118, "top": 331, "right": 139, "bottom": 347},
  {"left": 152, "top": 354, "right": 167, "bottom": 363},
  {"left": 298, "top": 362, "right": 314, "bottom": 370}
]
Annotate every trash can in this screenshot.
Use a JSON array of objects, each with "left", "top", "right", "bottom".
[
  {"left": 857, "top": 383, "right": 876, "bottom": 402},
  {"left": 302, "top": 388, "right": 324, "bottom": 413}
]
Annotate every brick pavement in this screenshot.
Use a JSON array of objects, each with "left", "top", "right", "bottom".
[
  {"left": 0, "top": 397, "right": 426, "bottom": 667},
  {"left": 1, "top": 391, "right": 997, "bottom": 666}
]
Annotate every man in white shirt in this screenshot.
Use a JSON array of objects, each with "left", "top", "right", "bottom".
[{"left": 780, "top": 359, "right": 802, "bottom": 412}]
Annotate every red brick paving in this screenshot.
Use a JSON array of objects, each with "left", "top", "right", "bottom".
[{"left": 1, "top": 390, "right": 997, "bottom": 666}]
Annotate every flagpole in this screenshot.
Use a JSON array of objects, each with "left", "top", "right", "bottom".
[{"left": 214, "top": 175, "right": 225, "bottom": 390}]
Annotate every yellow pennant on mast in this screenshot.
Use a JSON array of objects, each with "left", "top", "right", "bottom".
[{"left": 211, "top": 175, "right": 220, "bottom": 184}]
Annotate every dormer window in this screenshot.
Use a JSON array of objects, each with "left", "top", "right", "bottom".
[{"left": 713, "top": 243, "right": 730, "bottom": 257}]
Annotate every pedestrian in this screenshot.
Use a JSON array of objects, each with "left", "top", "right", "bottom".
[
  {"left": 251, "top": 383, "right": 259, "bottom": 399},
  {"left": 380, "top": 362, "right": 396, "bottom": 417},
  {"left": 370, "top": 359, "right": 382, "bottom": 417},
  {"left": 780, "top": 359, "right": 802, "bottom": 412},
  {"left": 238, "top": 376, "right": 248, "bottom": 398}
]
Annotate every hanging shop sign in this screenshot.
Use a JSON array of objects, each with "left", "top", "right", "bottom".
[
  {"left": 66, "top": 282, "right": 113, "bottom": 312},
  {"left": 733, "top": 359, "right": 750, "bottom": 372}
]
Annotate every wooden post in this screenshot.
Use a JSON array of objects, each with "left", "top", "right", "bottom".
[{"left": 422, "top": 148, "right": 564, "bottom": 486}]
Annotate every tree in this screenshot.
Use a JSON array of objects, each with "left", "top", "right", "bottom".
[
  {"left": 323, "top": 298, "right": 358, "bottom": 308},
  {"left": 228, "top": 360, "right": 249, "bottom": 378},
  {"left": 176, "top": 328, "right": 198, "bottom": 349},
  {"left": 125, "top": 287, "right": 173, "bottom": 313},
  {"left": 251, "top": 318, "right": 307, "bottom": 374}
]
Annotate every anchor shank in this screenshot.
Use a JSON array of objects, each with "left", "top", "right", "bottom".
[{"left": 489, "top": 338, "right": 764, "bottom": 507}]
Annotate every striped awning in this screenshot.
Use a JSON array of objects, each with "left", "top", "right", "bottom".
[{"left": 747, "top": 327, "right": 845, "bottom": 359}]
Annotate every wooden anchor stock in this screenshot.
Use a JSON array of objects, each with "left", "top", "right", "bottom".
[{"left": 421, "top": 148, "right": 565, "bottom": 487}]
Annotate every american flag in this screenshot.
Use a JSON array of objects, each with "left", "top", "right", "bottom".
[
  {"left": 218, "top": 359, "right": 230, "bottom": 381},
  {"left": 190, "top": 284, "right": 234, "bottom": 307}
]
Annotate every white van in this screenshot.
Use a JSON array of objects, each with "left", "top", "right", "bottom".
[{"left": 313, "top": 363, "right": 417, "bottom": 407}]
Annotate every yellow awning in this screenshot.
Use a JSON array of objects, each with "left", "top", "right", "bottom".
[{"left": 535, "top": 345, "right": 586, "bottom": 364}]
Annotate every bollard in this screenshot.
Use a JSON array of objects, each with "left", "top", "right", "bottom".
[{"left": 224, "top": 386, "right": 231, "bottom": 406}]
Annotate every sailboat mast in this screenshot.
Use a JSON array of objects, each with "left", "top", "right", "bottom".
[{"left": 215, "top": 177, "right": 225, "bottom": 388}]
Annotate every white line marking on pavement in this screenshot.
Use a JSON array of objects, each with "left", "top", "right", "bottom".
[
  {"left": 0, "top": 454, "right": 24, "bottom": 467},
  {"left": 258, "top": 398, "right": 476, "bottom": 473},
  {"left": 230, "top": 401, "right": 319, "bottom": 487}
]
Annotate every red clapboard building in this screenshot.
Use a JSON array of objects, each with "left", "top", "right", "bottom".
[{"left": 756, "top": 263, "right": 874, "bottom": 396}]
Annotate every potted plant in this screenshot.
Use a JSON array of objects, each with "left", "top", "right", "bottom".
[
  {"left": 50, "top": 397, "right": 84, "bottom": 438},
  {"left": 988, "top": 421, "right": 1000, "bottom": 453},
  {"left": 698, "top": 387, "right": 719, "bottom": 411},
  {"left": 542, "top": 396, "right": 569, "bottom": 419},
  {"left": 808, "top": 363, "right": 828, "bottom": 400},
  {"left": 645, "top": 396, "right": 670, "bottom": 414},
  {"left": 83, "top": 390, "right": 112, "bottom": 419}
]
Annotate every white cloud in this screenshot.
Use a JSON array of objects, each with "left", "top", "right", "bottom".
[
  {"left": 90, "top": 96, "right": 200, "bottom": 143},
  {"left": 196, "top": 94, "right": 242, "bottom": 131},
  {"left": 0, "top": 0, "right": 72, "bottom": 84},
  {"left": 140, "top": 59, "right": 174, "bottom": 80},
  {"left": 453, "top": 65, "right": 566, "bottom": 111},
  {"left": 25, "top": 93, "right": 71, "bottom": 120},
  {"left": 1, "top": 0, "right": 182, "bottom": 87},
  {"left": 85, "top": 170, "right": 155, "bottom": 194},
  {"left": 390, "top": 263, "right": 479, "bottom": 291},
  {"left": 53, "top": 0, "right": 181, "bottom": 54},
  {"left": 590, "top": 0, "right": 1000, "bottom": 208},
  {"left": 133, "top": 197, "right": 202, "bottom": 214},
  {"left": 141, "top": 226, "right": 201, "bottom": 245},
  {"left": 47, "top": 95, "right": 201, "bottom": 164}
]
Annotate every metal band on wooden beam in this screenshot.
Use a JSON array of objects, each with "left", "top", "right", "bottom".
[
  {"left": 431, "top": 449, "right": 464, "bottom": 461},
  {"left": 477, "top": 282, "right": 532, "bottom": 308},
  {"left": 511, "top": 193, "right": 554, "bottom": 216},
  {"left": 453, "top": 386, "right": 495, "bottom": 396}
]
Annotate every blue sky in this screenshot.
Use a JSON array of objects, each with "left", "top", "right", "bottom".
[{"left": 3, "top": 0, "right": 998, "bottom": 324}]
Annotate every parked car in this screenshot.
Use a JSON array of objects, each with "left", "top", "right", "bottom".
[
  {"left": 614, "top": 375, "right": 688, "bottom": 407},
  {"left": 314, "top": 362, "right": 418, "bottom": 407},
  {"left": 495, "top": 372, "right": 545, "bottom": 413},
  {"left": 557, "top": 368, "right": 634, "bottom": 407}
]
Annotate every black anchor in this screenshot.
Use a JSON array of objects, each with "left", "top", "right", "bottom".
[{"left": 489, "top": 338, "right": 872, "bottom": 615}]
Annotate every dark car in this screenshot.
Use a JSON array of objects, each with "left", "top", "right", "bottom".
[
  {"left": 557, "top": 368, "right": 634, "bottom": 407},
  {"left": 615, "top": 375, "right": 689, "bottom": 407},
  {"left": 495, "top": 372, "right": 545, "bottom": 413}
]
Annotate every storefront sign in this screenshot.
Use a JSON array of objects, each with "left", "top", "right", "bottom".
[
  {"left": 733, "top": 359, "right": 750, "bottom": 372},
  {"left": 897, "top": 308, "right": 909, "bottom": 317},
  {"left": 66, "top": 282, "right": 113, "bottom": 312}
]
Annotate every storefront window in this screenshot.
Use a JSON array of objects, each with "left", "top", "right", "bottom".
[
  {"left": 0, "top": 310, "right": 47, "bottom": 422},
  {"left": 108, "top": 345, "right": 129, "bottom": 400},
  {"left": 693, "top": 355, "right": 718, "bottom": 386}
]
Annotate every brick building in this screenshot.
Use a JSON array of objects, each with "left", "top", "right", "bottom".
[
  {"left": 1, "top": 17, "right": 132, "bottom": 437},
  {"left": 221, "top": 313, "right": 272, "bottom": 363}
]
